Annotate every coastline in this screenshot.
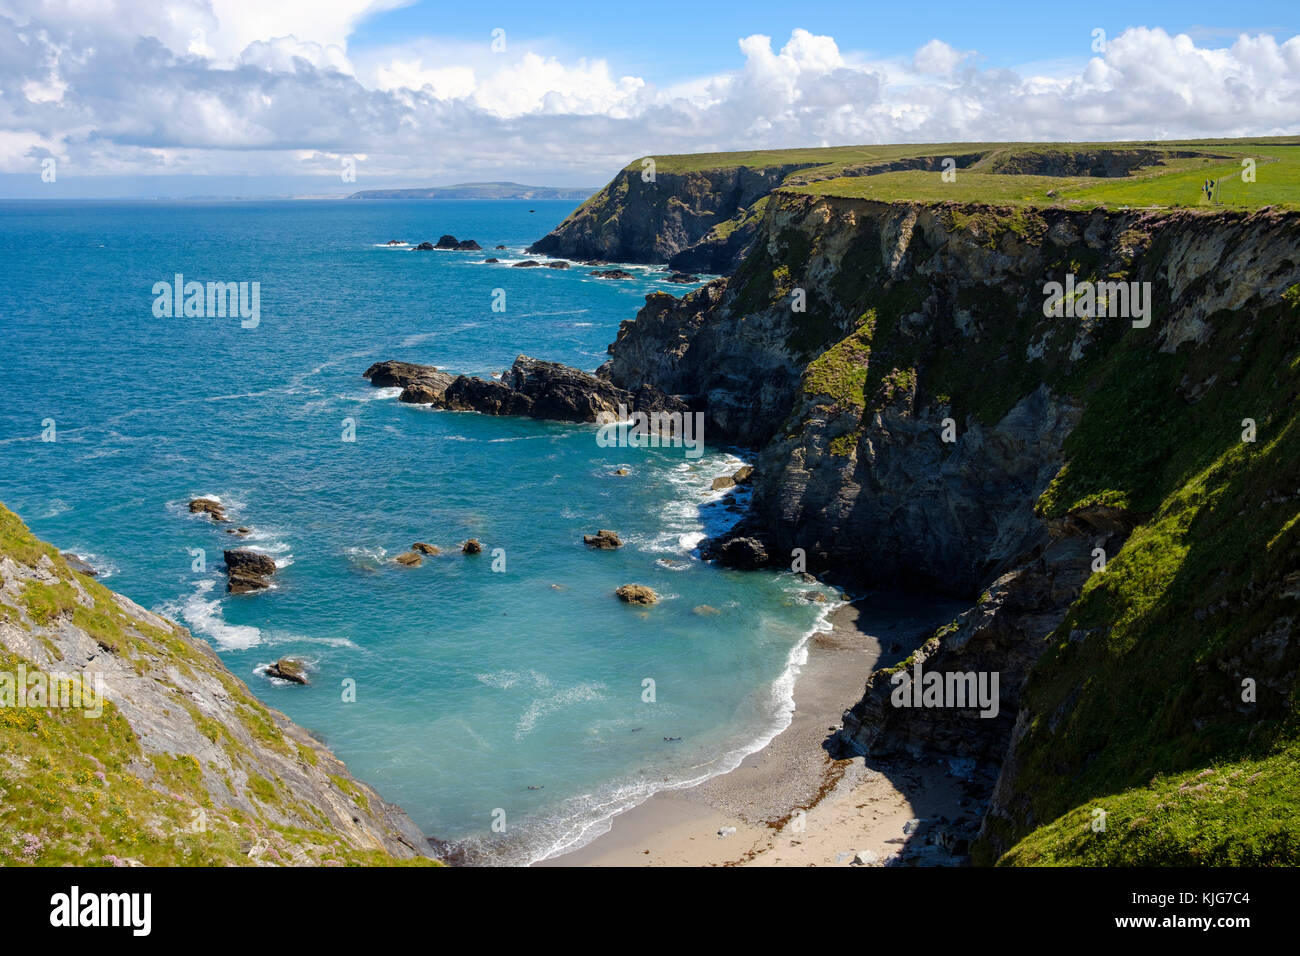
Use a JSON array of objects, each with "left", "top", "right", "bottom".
[{"left": 538, "top": 591, "right": 985, "bottom": 867}]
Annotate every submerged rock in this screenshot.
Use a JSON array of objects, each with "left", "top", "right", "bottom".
[
  {"left": 583, "top": 529, "right": 623, "bottom": 550},
  {"left": 224, "top": 549, "right": 276, "bottom": 593},
  {"left": 512, "top": 260, "right": 541, "bottom": 268},
  {"left": 590, "top": 269, "right": 634, "bottom": 279},
  {"left": 616, "top": 584, "right": 658, "bottom": 605}
]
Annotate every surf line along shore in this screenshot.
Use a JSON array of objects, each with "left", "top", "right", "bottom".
[{"left": 539, "top": 592, "right": 982, "bottom": 867}]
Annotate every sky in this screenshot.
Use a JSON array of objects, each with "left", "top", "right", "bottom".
[{"left": 1, "top": 0, "right": 1298, "bottom": 197}]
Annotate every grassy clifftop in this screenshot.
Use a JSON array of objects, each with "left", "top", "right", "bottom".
[
  {"left": 534, "top": 137, "right": 1300, "bottom": 273},
  {"left": 0, "top": 505, "right": 437, "bottom": 867},
  {"left": 637, "top": 137, "right": 1300, "bottom": 210}
]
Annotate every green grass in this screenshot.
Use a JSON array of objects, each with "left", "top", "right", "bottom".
[
  {"left": 627, "top": 138, "right": 1300, "bottom": 211},
  {"left": 973, "top": 285, "right": 1300, "bottom": 865},
  {"left": 0, "top": 504, "right": 439, "bottom": 867}
]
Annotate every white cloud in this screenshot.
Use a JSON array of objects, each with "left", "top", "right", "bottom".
[
  {"left": 913, "top": 38, "right": 974, "bottom": 76},
  {"left": 0, "top": 11, "right": 1297, "bottom": 188}
]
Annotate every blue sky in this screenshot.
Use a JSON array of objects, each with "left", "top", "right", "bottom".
[
  {"left": 0, "top": 0, "right": 1296, "bottom": 197},
  {"left": 349, "top": 0, "right": 1298, "bottom": 78}
]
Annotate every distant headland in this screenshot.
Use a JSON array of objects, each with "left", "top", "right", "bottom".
[{"left": 347, "top": 181, "right": 596, "bottom": 200}]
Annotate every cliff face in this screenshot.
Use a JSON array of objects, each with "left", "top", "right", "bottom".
[
  {"left": 598, "top": 186, "right": 1300, "bottom": 863},
  {"left": 0, "top": 505, "right": 435, "bottom": 866},
  {"left": 528, "top": 162, "right": 816, "bottom": 268}
]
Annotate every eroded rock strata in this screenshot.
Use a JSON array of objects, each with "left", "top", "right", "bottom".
[{"left": 535, "top": 185, "right": 1300, "bottom": 864}]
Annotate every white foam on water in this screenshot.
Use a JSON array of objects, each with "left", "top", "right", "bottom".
[
  {"left": 43, "top": 499, "right": 71, "bottom": 518},
  {"left": 163, "top": 579, "right": 262, "bottom": 650},
  {"left": 346, "top": 386, "right": 402, "bottom": 402},
  {"left": 344, "top": 545, "right": 389, "bottom": 570},
  {"left": 515, "top": 681, "right": 607, "bottom": 741},
  {"left": 63, "top": 547, "right": 118, "bottom": 579}
]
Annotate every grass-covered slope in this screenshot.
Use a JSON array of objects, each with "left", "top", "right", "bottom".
[
  {"left": 979, "top": 283, "right": 1300, "bottom": 866},
  {"left": 0, "top": 505, "right": 437, "bottom": 867}
]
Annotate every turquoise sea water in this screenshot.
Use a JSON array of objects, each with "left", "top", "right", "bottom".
[{"left": 0, "top": 199, "right": 835, "bottom": 864}]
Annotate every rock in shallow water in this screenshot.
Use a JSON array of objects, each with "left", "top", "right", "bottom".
[
  {"left": 267, "top": 658, "right": 308, "bottom": 685},
  {"left": 224, "top": 549, "right": 276, "bottom": 593},
  {"left": 189, "top": 497, "right": 227, "bottom": 522},
  {"left": 583, "top": 529, "right": 622, "bottom": 549},
  {"left": 616, "top": 584, "right": 658, "bottom": 605},
  {"left": 62, "top": 553, "right": 97, "bottom": 576}
]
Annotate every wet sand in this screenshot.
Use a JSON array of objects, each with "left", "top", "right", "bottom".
[{"left": 539, "top": 591, "right": 979, "bottom": 867}]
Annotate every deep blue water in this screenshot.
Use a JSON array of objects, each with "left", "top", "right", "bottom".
[{"left": 0, "top": 199, "right": 834, "bottom": 863}]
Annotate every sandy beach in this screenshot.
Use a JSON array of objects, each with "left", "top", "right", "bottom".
[{"left": 540, "top": 591, "right": 994, "bottom": 867}]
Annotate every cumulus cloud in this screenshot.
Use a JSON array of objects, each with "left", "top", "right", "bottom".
[
  {"left": 0, "top": 5, "right": 1297, "bottom": 190},
  {"left": 913, "top": 38, "right": 975, "bottom": 76}
]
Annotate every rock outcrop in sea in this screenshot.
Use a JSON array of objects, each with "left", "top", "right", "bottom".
[
  {"left": 224, "top": 548, "right": 277, "bottom": 593},
  {"left": 364, "top": 355, "right": 688, "bottom": 425}
]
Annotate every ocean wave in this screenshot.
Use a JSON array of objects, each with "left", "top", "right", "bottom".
[
  {"left": 475, "top": 669, "right": 551, "bottom": 691},
  {"left": 515, "top": 681, "right": 606, "bottom": 740},
  {"left": 63, "top": 547, "right": 119, "bottom": 579},
  {"left": 42, "top": 499, "right": 71, "bottom": 518},
  {"left": 344, "top": 545, "right": 389, "bottom": 571},
  {"left": 162, "top": 579, "right": 261, "bottom": 650},
  {"left": 514, "top": 598, "right": 841, "bottom": 866},
  {"left": 399, "top": 321, "right": 480, "bottom": 348},
  {"left": 344, "top": 386, "right": 402, "bottom": 402}
]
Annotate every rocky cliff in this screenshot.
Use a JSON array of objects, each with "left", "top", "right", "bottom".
[
  {"left": 0, "top": 505, "right": 437, "bottom": 866},
  {"left": 591, "top": 184, "right": 1300, "bottom": 864},
  {"left": 528, "top": 160, "right": 818, "bottom": 270}
]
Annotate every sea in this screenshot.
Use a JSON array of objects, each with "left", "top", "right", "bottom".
[{"left": 0, "top": 198, "right": 837, "bottom": 864}]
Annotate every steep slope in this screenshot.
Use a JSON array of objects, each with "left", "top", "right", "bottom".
[
  {"left": 528, "top": 160, "right": 821, "bottom": 268},
  {"left": 596, "top": 184, "right": 1300, "bottom": 864},
  {"left": 0, "top": 505, "right": 437, "bottom": 866}
]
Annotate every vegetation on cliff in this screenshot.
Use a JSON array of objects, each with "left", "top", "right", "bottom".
[
  {"left": 596, "top": 142, "right": 1299, "bottom": 865},
  {"left": 0, "top": 505, "right": 437, "bottom": 867}
]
